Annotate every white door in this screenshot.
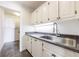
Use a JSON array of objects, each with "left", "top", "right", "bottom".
[
  {"left": 48, "top": 1, "right": 58, "bottom": 22},
  {"left": 32, "top": 38, "right": 42, "bottom": 57},
  {"left": 3, "top": 16, "right": 15, "bottom": 43},
  {"left": 59, "top": 1, "right": 75, "bottom": 19}
]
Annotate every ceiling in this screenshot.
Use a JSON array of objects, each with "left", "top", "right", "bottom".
[{"left": 16, "top": 1, "right": 46, "bottom": 12}]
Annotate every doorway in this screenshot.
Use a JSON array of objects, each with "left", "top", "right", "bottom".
[{"left": 3, "top": 10, "right": 20, "bottom": 43}]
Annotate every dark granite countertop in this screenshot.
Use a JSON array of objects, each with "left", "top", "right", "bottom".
[{"left": 25, "top": 32, "right": 79, "bottom": 53}]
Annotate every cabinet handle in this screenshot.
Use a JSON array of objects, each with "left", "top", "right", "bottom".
[
  {"left": 48, "top": 2, "right": 50, "bottom": 5},
  {"left": 42, "top": 43, "right": 44, "bottom": 46},
  {"left": 48, "top": 18, "right": 50, "bottom": 21},
  {"left": 57, "top": 17, "right": 60, "bottom": 19},
  {"left": 75, "top": 10, "right": 77, "bottom": 14},
  {"left": 35, "top": 39, "right": 37, "bottom": 41},
  {"left": 52, "top": 54, "right": 56, "bottom": 57},
  {"left": 40, "top": 21, "right": 43, "bottom": 23}
]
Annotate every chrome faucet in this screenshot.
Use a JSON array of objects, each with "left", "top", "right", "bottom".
[{"left": 53, "top": 22, "right": 58, "bottom": 35}]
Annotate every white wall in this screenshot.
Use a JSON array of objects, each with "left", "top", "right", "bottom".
[
  {"left": 0, "top": 2, "right": 32, "bottom": 52},
  {"left": 0, "top": 7, "right": 4, "bottom": 51},
  {"left": 20, "top": 9, "right": 31, "bottom": 52}
]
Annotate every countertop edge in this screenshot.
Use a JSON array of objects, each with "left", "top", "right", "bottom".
[{"left": 25, "top": 32, "right": 79, "bottom": 53}]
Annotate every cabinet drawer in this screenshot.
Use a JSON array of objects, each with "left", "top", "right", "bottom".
[
  {"left": 43, "top": 41, "right": 78, "bottom": 57},
  {"left": 52, "top": 45, "right": 78, "bottom": 57},
  {"left": 43, "top": 42, "right": 64, "bottom": 56},
  {"left": 43, "top": 48, "right": 56, "bottom": 57},
  {"left": 43, "top": 41, "right": 53, "bottom": 51}
]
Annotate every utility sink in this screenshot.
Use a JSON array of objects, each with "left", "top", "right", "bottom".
[{"left": 40, "top": 35, "right": 53, "bottom": 40}]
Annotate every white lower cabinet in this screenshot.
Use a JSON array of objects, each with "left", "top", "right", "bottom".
[
  {"left": 42, "top": 48, "right": 57, "bottom": 57},
  {"left": 43, "top": 41, "right": 79, "bottom": 57},
  {"left": 42, "top": 48, "right": 52, "bottom": 57},
  {"left": 26, "top": 36, "right": 32, "bottom": 53},
  {"left": 32, "top": 38, "right": 42, "bottom": 57},
  {"left": 42, "top": 42, "right": 62, "bottom": 57},
  {"left": 26, "top": 36, "right": 79, "bottom": 57}
]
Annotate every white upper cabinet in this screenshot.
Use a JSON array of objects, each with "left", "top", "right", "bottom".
[
  {"left": 32, "top": 10, "right": 37, "bottom": 25},
  {"left": 48, "top": 1, "right": 58, "bottom": 21},
  {"left": 31, "top": 11, "right": 35, "bottom": 25},
  {"left": 36, "top": 6, "right": 42, "bottom": 24},
  {"left": 31, "top": 1, "right": 77, "bottom": 25},
  {"left": 59, "top": 1, "right": 75, "bottom": 19},
  {"left": 41, "top": 2, "right": 49, "bottom": 23},
  {"left": 35, "top": 9, "right": 39, "bottom": 24},
  {"left": 31, "top": 13, "right": 34, "bottom": 25}
]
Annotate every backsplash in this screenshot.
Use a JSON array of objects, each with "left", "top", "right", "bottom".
[
  {"left": 25, "top": 18, "right": 79, "bottom": 36},
  {"left": 34, "top": 22, "right": 54, "bottom": 33},
  {"left": 24, "top": 25, "right": 35, "bottom": 32}
]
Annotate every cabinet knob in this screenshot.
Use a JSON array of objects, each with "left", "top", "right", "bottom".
[
  {"left": 48, "top": 18, "right": 50, "bottom": 21},
  {"left": 42, "top": 43, "right": 44, "bottom": 46},
  {"left": 75, "top": 10, "right": 77, "bottom": 14},
  {"left": 57, "top": 17, "right": 60, "bottom": 19},
  {"left": 52, "top": 54, "right": 56, "bottom": 57},
  {"left": 48, "top": 2, "right": 50, "bottom": 5}
]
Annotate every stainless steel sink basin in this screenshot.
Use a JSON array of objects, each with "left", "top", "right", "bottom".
[{"left": 40, "top": 36, "right": 53, "bottom": 40}]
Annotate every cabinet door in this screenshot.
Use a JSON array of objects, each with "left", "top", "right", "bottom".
[
  {"left": 59, "top": 1, "right": 75, "bottom": 19},
  {"left": 32, "top": 38, "right": 42, "bottom": 57},
  {"left": 31, "top": 13, "right": 34, "bottom": 25},
  {"left": 31, "top": 12, "right": 35, "bottom": 25},
  {"left": 43, "top": 41, "right": 77, "bottom": 57},
  {"left": 37, "top": 6, "right": 42, "bottom": 24},
  {"left": 32, "top": 11, "right": 37, "bottom": 25},
  {"left": 75, "top": 1, "right": 79, "bottom": 16},
  {"left": 26, "top": 36, "right": 32, "bottom": 53},
  {"left": 35, "top": 9, "right": 38, "bottom": 24},
  {"left": 41, "top": 2, "right": 48, "bottom": 23},
  {"left": 48, "top": 1, "right": 58, "bottom": 22},
  {"left": 43, "top": 42, "right": 62, "bottom": 57},
  {"left": 42, "top": 48, "right": 56, "bottom": 57}
]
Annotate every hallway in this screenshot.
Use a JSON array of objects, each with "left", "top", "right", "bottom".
[{"left": 0, "top": 40, "right": 32, "bottom": 57}]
